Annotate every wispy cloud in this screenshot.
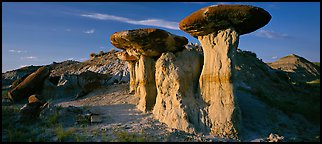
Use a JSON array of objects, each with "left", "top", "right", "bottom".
[
  {"left": 9, "top": 49, "right": 25, "bottom": 53},
  {"left": 81, "top": 13, "right": 179, "bottom": 30},
  {"left": 183, "top": 2, "right": 207, "bottom": 4},
  {"left": 216, "top": 2, "right": 233, "bottom": 5},
  {"left": 254, "top": 30, "right": 289, "bottom": 39},
  {"left": 83, "top": 29, "right": 95, "bottom": 34},
  {"left": 271, "top": 56, "right": 278, "bottom": 59},
  {"left": 21, "top": 56, "right": 37, "bottom": 60},
  {"left": 65, "top": 29, "right": 71, "bottom": 32},
  {"left": 67, "top": 57, "right": 74, "bottom": 60}
]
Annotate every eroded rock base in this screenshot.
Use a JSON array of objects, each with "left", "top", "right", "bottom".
[
  {"left": 153, "top": 49, "right": 207, "bottom": 133},
  {"left": 136, "top": 56, "right": 157, "bottom": 112},
  {"left": 198, "top": 28, "right": 241, "bottom": 139}
]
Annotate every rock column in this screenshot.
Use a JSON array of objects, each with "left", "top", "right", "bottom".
[
  {"left": 198, "top": 28, "right": 240, "bottom": 138},
  {"left": 136, "top": 56, "right": 157, "bottom": 112}
]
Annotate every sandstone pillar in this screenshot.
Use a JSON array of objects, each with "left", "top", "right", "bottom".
[
  {"left": 198, "top": 28, "right": 240, "bottom": 138},
  {"left": 136, "top": 55, "right": 157, "bottom": 112}
]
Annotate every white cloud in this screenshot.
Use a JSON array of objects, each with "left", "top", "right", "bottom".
[
  {"left": 183, "top": 2, "right": 207, "bottom": 4},
  {"left": 21, "top": 56, "right": 37, "bottom": 60},
  {"left": 67, "top": 57, "right": 74, "bottom": 60},
  {"left": 254, "top": 30, "right": 289, "bottom": 39},
  {"left": 272, "top": 56, "right": 278, "bottom": 59},
  {"left": 81, "top": 13, "right": 179, "bottom": 30},
  {"left": 216, "top": 2, "right": 232, "bottom": 5},
  {"left": 65, "top": 29, "right": 71, "bottom": 32},
  {"left": 9, "top": 49, "right": 24, "bottom": 53},
  {"left": 83, "top": 29, "right": 95, "bottom": 34}
]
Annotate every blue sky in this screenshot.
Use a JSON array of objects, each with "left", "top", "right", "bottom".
[{"left": 2, "top": 2, "right": 320, "bottom": 72}]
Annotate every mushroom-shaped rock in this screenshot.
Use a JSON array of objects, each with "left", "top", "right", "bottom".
[
  {"left": 179, "top": 4, "right": 271, "bottom": 37},
  {"left": 179, "top": 4, "right": 271, "bottom": 139},
  {"left": 116, "top": 51, "right": 138, "bottom": 94},
  {"left": 111, "top": 28, "right": 188, "bottom": 112},
  {"left": 8, "top": 66, "right": 51, "bottom": 102},
  {"left": 110, "top": 28, "right": 188, "bottom": 57}
]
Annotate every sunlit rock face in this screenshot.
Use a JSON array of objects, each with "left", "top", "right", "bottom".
[
  {"left": 198, "top": 28, "right": 241, "bottom": 139},
  {"left": 116, "top": 51, "right": 138, "bottom": 93},
  {"left": 135, "top": 55, "right": 157, "bottom": 112},
  {"left": 153, "top": 49, "right": 206, "bottom": 133},
  {"left": 111, "top": 28, "right": 188, "bottom": 113},
  {"left": 179, "top": 4, "right": 271, "bottom": 139}
]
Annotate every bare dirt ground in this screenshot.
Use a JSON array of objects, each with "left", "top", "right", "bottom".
[{"left": 51, "top": 83, "right": 220, "bottom": 142}]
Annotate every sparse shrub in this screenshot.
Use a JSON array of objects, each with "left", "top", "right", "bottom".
[
  {"left": 98, "top": 50, "right": 104, "bottom": 56},
  {"left": 90, "top": 53, "right": 96, "bottom": 58},
  {"left": 2, "top": 90, "right": 9, "bottom": 99},
  {"left": 114, "top": 130, "right": 147, "bottom": 142},
  {"left": 241, "top": 50, "right": 257, "bottom": 58},
  {"left": 54, "top": 125, "right": 77, "bottom": 142}
]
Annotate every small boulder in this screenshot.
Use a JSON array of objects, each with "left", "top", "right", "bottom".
[
  {"left": 267, "top": 133, "right": 284, "bottom": 142},
  {"left": 19, "top": 95, "right": 48, "bottom": 122}
]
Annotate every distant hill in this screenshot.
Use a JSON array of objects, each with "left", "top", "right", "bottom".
[{"left": 267, "top": 54, "right": 320, "bottom": 83}]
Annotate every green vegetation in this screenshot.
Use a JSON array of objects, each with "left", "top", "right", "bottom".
[
  {"left": 2, "top": 105, "right": 89, "bottom": 142},
  {"left": 54, "top": 125, "right": 77, "bottom": 142},
  {"left": 2, "top": 90, "right": 9, "bottom": 99},
  {"left": 113, "top": 130, "right": 147, "bottom": 142},
  {"left": 2, "top": 106, "right": 48, "bottom": 142},
  {"left": 313, "top": 62, "right": 320, "bottom": 67}
]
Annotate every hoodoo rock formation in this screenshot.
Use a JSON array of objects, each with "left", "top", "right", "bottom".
[
  {"left": 110, "top": 28, "right": 188, "bottom": 112},
  {"left": 179, "top": 5, "right": 271, "bottom": 139},
  {"left": 116, "top": 51, "right": 138, "bottom": 94},
  {"left": 153, "top": 48, "right": 205, "bottom": 133}
]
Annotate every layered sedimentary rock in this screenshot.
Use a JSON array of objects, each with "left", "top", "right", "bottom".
[
  {"left": 111, "top": 28, "right": 188, "bottom": 112},
  {"left": 8, "top": 66, "right": 51, "bottom": 102},
  {"left": 198, "top": 28, "right": 241, "bottom": 138},
  {"left": 153, "top": 49, "right": 207, "bottom": 133},
  {"left": 179, "top": 4, "right": 271, "bottom": 139}
]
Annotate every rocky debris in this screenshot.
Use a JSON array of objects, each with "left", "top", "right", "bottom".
[
  {"left": 268, "top": 54, "right": 320, "bottom": 83},
  {"left": 266, "top": 133, "right": 285, "bottom": 142},
  {"left": 19, "top": 94, "right": 48, "bottom": 122},
  {"left": 179, "top": 4, "right": 271, "bottom": 139},
  {"left": 153, "top": 49, "right": 206, "bottom": 133},
  {"left": 111, "top": 28, "right": 188, "bottom": 112},
  {"left": 110, "top": 28, "right": 188, "bottom": 57},
  {"left": 8, "top": 66, "right": 51, "bottom": 102},
  {"left": 179, "top": 4, "right": 271, "bottom": 37}
]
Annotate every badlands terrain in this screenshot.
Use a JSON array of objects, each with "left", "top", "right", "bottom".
[{"left": 2, "top": 47, "right": 320, "bottom": 142}]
